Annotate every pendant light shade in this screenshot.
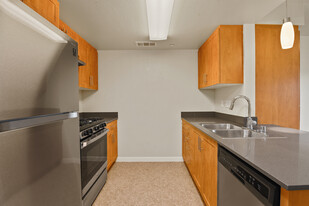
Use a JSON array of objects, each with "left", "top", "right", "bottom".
[{"left": 280, "top": 17, "right": 294, "bottom": 49}]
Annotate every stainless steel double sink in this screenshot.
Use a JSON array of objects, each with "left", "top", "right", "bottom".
[{"left": 200, "top": 123, "right": 268, "bottom": 139}]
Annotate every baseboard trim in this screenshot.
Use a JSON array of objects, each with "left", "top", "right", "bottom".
[{"left": 116, "top": 157, "right": 184, "bottom": 162}]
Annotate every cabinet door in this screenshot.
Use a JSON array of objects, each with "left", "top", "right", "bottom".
[
  {"left": 198, "top": 45, "right": 207, "bottom": 88},
  {"left": 182, "top": 122, "right": 190, "bottom": 165},
  {"left": 106, "top": 124, "right": 113, "bottom": 171},
  {"left": 107, "top": 121, "right": 118, "bottom": 171},
  {"left": 112, "top": 121, "right": 118, "bottom": 163},
  {"left": 87, "top": 45, "right": 98, "bottom": 90},
  {"left": 78, "top": 36, "right": 89, "bottom": 88},
  {"left": 184, "top": 125, "right": 194, "bottom": 173},
  {"left": 182, "top": 125, "right": 186, "bottom": 159},
  {"left": 22, "top": 0, "right": 59, "bottom": 27},
  {"left": 201, "top": 137, "right": 218, "bottom": 206},
  {"left": 220, "top": 25, "right": 243, "bottom": 84},
  {"left": 194, "top": 135, "right": 204, "bottom": 191},
  {"left": 205, "top": 27, "right": 220, "bottom": 87},
  {"left": 59, "top": 20, "right": 79, "bottom": 43}
]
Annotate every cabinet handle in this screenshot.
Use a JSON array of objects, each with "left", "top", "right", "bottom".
[
  {"left": 203, "top": 74, "right": 207, "bottom": 84},
  {"left": 89, "top": 75, "right": 94, "bottom": 86},
  {"left": 198, "top": 137, "right": 201, "bottom": 151}
]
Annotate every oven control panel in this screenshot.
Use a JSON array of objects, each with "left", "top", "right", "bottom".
[{"left": 80, "top": 122, "right": 106, "bottom": 140}]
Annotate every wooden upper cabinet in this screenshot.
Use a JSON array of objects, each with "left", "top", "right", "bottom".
[
  {"left": 58, "top": 21, "right": 98, "bottom": 90},
  {"left": 59, "top": 20, "right": 78, "bottom": 43},
  {"left": 88, "top": 44, "right": 98, "bottom": 90},
  {"left": 79, "top": 42, "right": 98, "bottom": 90},
  {"left": 57, "top": 23, "right": 98, "bottom": 90},
  {"left": 198, "top": 25, "right": 243, "bottom": 89},
  {"left": 22, "top": 1, "right": 99, "bottom": 90},
  {"left": 78, "top": 35, "right": 89, "bottom": 89},
  {"left": 21, "top": 0, "right": 59, "bottom": 27}
]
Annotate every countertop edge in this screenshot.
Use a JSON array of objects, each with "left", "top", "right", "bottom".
[{"left": 106, "top": 118, "right": 118, "bottom": 124}]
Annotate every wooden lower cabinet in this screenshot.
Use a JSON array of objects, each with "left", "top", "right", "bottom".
[
  {"left": 182, "top": 120, "right": 218, "bottom": 206},
  {"left": 107, "top": 120, "right": 118, "bottom": 171},
  {"left": 281, "top": 188, "right": 309, "bottom": 206}
]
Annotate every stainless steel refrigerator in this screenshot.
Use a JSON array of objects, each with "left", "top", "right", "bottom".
[{"left": 0, "top": 0, "right": 82, "bottom": 205}]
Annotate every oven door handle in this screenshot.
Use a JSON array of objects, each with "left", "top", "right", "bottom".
[{"left": 81, "top": 129, "right": 109, "bottom": 149}]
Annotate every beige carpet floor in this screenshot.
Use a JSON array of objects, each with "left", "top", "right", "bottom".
[{"left": 93, "top": 162, "right": 204, "bottom": 206}]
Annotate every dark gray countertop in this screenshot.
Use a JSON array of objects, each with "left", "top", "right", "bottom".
[
  {"left": 79, "top": 112, "right": 118, "bottom": 124},
  {"left": 182, "top": 112, "right": 309, "bottom": 191},
  {"left": 104, "top": 117, "right": 118, "bottom": 124}
]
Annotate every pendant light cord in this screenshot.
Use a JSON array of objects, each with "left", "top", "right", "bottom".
[{"left": 286, "top": 0, "right": 288, "bottom": 17}]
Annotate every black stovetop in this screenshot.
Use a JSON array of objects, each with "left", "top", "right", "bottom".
[{"left": 79, "top": 117, "right": 105, "bottom": 131}]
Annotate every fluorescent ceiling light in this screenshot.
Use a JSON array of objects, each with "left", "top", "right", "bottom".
[
  {"left": 0, "top": 0, "right": 67, "bottom": 43},
  {"left": 146, "top": 0, "right": 174, "bottom": 41}
]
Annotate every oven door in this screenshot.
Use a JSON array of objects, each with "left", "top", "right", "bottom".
[{"left": 81, "top": 128, "right": 108, "bottom": 197}]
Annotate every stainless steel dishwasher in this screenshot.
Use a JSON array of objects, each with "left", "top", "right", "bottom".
[{"left": 218, "top": 146, "right": 280, "bottom": 206}]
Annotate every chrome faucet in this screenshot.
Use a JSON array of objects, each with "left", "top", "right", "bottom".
[{"left": 229, "top": 95, "right": 257, "bottom": 129}]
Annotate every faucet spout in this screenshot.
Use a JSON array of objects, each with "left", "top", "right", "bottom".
[
  {"left": 229, "top": 95, "right": 256, "bottom": 129},
  {"left": 229, "top": 95, "right": 252, "bottom": 118}
]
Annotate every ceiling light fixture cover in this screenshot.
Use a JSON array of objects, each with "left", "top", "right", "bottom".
[{"left": 146, "top": 0, "right": 174, "bottom": 41}]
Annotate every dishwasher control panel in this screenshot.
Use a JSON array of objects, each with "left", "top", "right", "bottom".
[
  {"left": 235, "top": 166, "right": 269, "bottom": 199},
  {"left": 219, "top": 146, "right": 280, "bottom": 206}
]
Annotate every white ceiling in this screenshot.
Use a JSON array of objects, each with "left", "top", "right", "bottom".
[{"left": 58, "top": 0, "right": 293, "bottom": 50}]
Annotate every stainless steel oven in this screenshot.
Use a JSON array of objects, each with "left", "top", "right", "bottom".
[{"left": 80, "top": 118, "right": 108, "bottom": 206}]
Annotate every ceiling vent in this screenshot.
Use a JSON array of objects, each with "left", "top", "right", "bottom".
[{"left": 136, "top": 41, "right": 156, "bottom": 47}]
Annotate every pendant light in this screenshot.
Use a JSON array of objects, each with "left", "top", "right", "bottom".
[{"left": 280, "top": 0, "right": 294, "bottom": 49}]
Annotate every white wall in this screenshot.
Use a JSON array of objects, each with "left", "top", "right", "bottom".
[
  {"left": 214, "top": 24, "right": 256, "bottom": 117},
  {"left": 80, "top": 50, "right": 215, "bottom": 161},
  {"left": 300, "top": 36, "right": 309, "bottom": 131}
]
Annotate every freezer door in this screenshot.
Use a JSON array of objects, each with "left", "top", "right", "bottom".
[
  {"left": 0, "top": 0, "right": 79, "bottom": 121},
  {"left": 0, "top": 116, "right": 82, "bottom": 206}
]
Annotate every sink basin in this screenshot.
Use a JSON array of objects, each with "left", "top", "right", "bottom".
[
  {"left": 211, "top": 129, "right": 267, "bottom": 139},
  {"left": 200, "top": 123, "right": 242, "bottom": 130}
]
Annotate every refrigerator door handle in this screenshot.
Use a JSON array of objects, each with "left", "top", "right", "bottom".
[{"left": 0, "top": 112, "right": 78, "bottom": 133}]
